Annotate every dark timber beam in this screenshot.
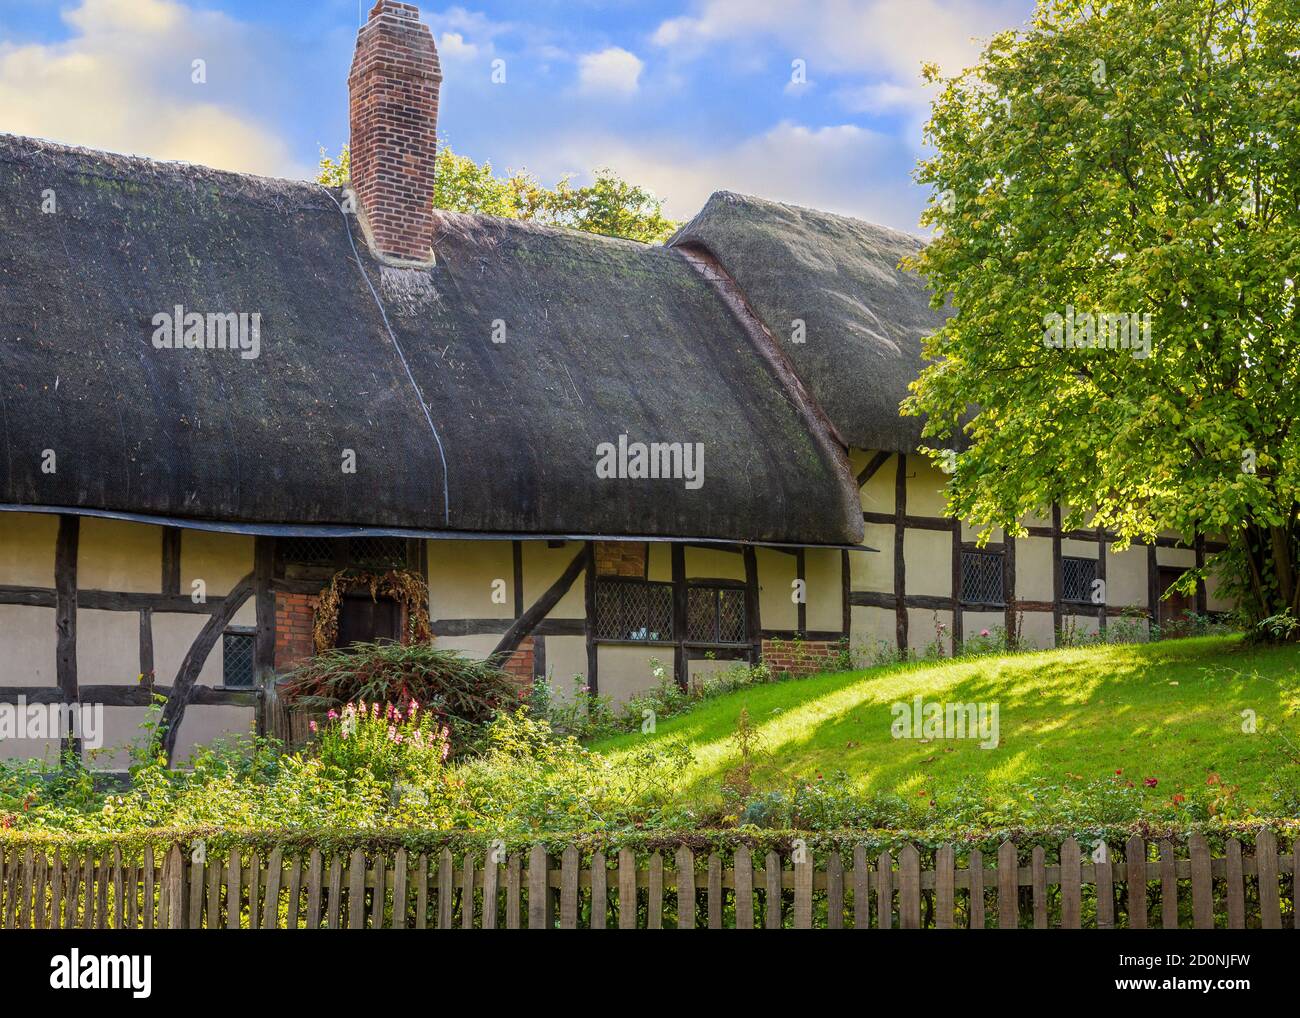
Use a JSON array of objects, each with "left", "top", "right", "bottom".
[
  {"left": 671, "top": 544, "right": 688, "bottom": 689},
  {"left": 744, "top": 545, "right": 761, "bottom": 666},
  {"left": 0, "top": 586, "right": 234, "bottom": 613},
  {"left": 894, "top": 453, "right": 908, "bottom": 653},
  {"left": 512, "top": 540, "right": 524, "bottom": 617},
  {"left": 840, "top": 549, "right": 851, "bottom": 638},
  {"left": 161, "top": 526, "right": 182, "bottom": 595},
  {"left": 856, "top": 450, "right": 893, "bottom": 489},
  {"left": 950, "top": 518, "right": 963, "bottom": 654},
  {"left": 139, "top": 609, "right": 154, "bottom": 680},
  {"left": 1147, "top": 543, "right": 1160, "bottom": 629},
  {"left": 253, "top": 536, "right": 276, "bottom": 739},
  {"left": 795, "top": 548, "right": 807, "bottom": 636},
  {"left": 0, "top": 685, "right": 258, "bottom": 707},
  {"left": 1003, "top": 535, "right": 1017, "bottom": 643},
  {"left": 1051, "top": 504, "right": 1063, "bottom": 639},
  {"left": 1096, "top": 527, "right": 1108, "bottom": 637},
  {"left": 55, "top": 515, "right": 79, "bottom": 756},
  {"left": 159, "top": 573, "right": 254, "bottom": 764},
  {"left": 584, "top": 542, "right": 598, "bottom": 695},
  {"left": 1194, "top": 534, "right": 1208, "bottom": 615},
  {"left": 488, "top": 547, "right": 587, "bottom": 663}
]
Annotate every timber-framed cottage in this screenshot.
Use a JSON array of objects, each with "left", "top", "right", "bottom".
[{"left": 0, "top": 1, "right": 1230, "bottom": 766}]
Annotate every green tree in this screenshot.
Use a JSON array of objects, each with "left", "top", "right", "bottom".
[
  {"left": 907, "top": 0, "right": 1300, "bottom": 635},
  {"left": 317, "top": 143, "right": 678, "bottom": 244}
]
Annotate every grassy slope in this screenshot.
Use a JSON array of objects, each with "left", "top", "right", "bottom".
[{"left": 591, "top": 636, "right": 1300, "bottom": 808}]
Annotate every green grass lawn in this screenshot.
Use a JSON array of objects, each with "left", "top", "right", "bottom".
[{"left": 591, "top": 635, "right": 1300, "bottom": 809}]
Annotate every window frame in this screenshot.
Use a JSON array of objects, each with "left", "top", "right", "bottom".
[
  {"left": 221, "top": 627, "right": 257, "bottom": 689},
  {"left": 959, "top": 548, "right": 1006, "bottom": 608},
  {"left": 684, "top": 579, "right": 749, "bottom": 647},
  {"left": 275, "top": 536, "right": 416, "bottom": 580},
  {"left": 1061, "top": 555, "right": 1101, "bottom": 605},
  {"left": 592, "top": 576, "right": 676, "bottom": 645}
]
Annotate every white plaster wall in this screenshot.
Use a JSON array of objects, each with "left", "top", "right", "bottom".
[
  {"left": 596, "top": 644, "right": 671, "bottom": 704},
  {"left": 908, "top": 607, "right": 953, "bottom": 656},
  {"left": 903, "top": 528, "right": 950, "bottom": 598},
  {"left": 428, "top": 540, "right": 514, "bottom": 620},
  {"left": 804, "top": 548, "right": 842, "bottom": 631},
  {"left": 76, "top": 609, "right": 141, "bottom": 683},
  {"left": 0, "top": 512, "right": 57, "bottom": 586},
  {"left": 0, "top": 605, "right": 57, "bottom": 684},
  {"left": 522, "top": 542, "right": 585, "bottom": 617},
  {"left": 684, "top": 546, "right": 745, "bottom": 580},
  {"left": 153, "top": 613, "right": 224, "bottom": 685},
  {"left": 1017, "top": 537, "right": 1054, "bottom": 601},
  {"left": 1018, "top": 610, "right": 1057, "bottom": 649},
  {"left": 171, "top": 706, "right": 256, "bottom": 765},
  {"left": 854, "top": 523, "right": 894, "bottom": 591},
  {"left": 181, "top": 531, "right": 254, "bottom": 597},
  {"left": 756, "top": 548, "right": 797, "bottom": 630},
  {"left": 850, "top": 605, "right": 896, "bottom": 658},
  {"left": 78, "top": 518, "right": 161, "bottom": 593},
  {"left": 1105, "top": 544, "right": 1148, "bottom": 607}
]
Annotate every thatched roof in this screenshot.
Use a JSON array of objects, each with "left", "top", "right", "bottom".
[
  {"left": 0, "top": 135, "right": 862, "bottom": 546},
  {"left": 671, "top": 191, "right": 951, "bottom": 453}
]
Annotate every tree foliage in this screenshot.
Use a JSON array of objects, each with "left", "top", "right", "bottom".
[
  {"left": 907, "top": 0, "right": 1300, "bottom": 632},
  {"left": 317, "top": 142, "right": 678, "bottom": 244}
]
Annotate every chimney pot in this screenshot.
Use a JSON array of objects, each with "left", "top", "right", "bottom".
[{"left": 348, "top": 0, "right": 441, "bottom": 266}]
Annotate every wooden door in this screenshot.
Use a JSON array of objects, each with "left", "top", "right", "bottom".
[
  {"left": 336, "top": 593, "right": 402, "bottom": 648},
  {"left": 1157, "top": 567, "right": 1193, "bottom": 633}
]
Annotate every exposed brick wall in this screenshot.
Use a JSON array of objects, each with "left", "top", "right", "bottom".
[
  {"left": 348, "top": 1, "right": 441, "bottom": 264},
  {"left": 595, "top": 541, "right": 647, "bottom": 577},
  {"left": 499, "top": 636, "right": 534, "bottom": 689},
  {"left": 761, "top": 638, "right": 843, "bottom": 677},
  {"left": 275, "top": 592, "right": 319, "bottom": 671}
]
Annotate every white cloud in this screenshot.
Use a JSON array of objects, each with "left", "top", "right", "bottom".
[
  {"left": 653, "top": 0, "right": 1028, "bottom": 108},
  {"left": 0, "top": 0, "right": 303, "bottom": 178},
  {"left": 437, "top": 31, "right": 481, "bottom": 62},
  {"left": 542, "top": 120, "right": 923, "bottom": 232},
  {"left": 577, "top": 47, "right": 644, "bottom": 96},
  {"left": 837, "top": 81, "right": 915, "bottom": 114}
]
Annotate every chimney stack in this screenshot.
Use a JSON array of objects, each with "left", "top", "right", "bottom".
[{"left": 348, "top": 1, "right": 442, "bottom": 266}]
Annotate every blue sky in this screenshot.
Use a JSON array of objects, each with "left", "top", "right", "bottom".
[{"left": 0, "top": 0, "right": 1035, "bottom": 232}]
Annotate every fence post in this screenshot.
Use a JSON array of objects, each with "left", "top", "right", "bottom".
[
  {"left": 165, "top": 844, "right": 185, "bottom": 930},
  {"left": 1256, "top": 831, "right": 1281, "bottom": 929},
  {"left": 997, "top": 841, "right": 1017, "bottom": 929},
  {"left": 898, "top": 844, "right": 921, "bottom": 929},
  {"left": 527, "top": 845, "right": 550, "bottom": 929},
  {"left": 1125, "top": 836, "right": 1147, "bottom": 929},
  {"left": 793, "top": 848, "right": 814, "bottom": 929}
]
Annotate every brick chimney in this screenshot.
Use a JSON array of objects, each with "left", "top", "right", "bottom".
[{"left": 348, "top": 1, "right": 441, "bottom": 266}]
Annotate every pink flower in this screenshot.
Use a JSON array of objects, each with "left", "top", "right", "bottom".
[
  {"left": 309, "top": 720, "right": 318, "bottom": 733},
  {"left": 327, "top": 710, "right": 338, "bottom": 721},
  {"left": 980, "top": 629, "right": 990, "bottom": 637},
  {"left": 1143, "top": 776, "right": 1158, "bottom": 788},
  {"left": 410, "top": 699, "right": 419, "bottom": 712},
  {"left": 387, "top": 725, "right": 397, "bottom": 741}
]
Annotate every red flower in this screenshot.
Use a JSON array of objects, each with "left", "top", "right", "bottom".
[{"left": 1143, "top": 776, "right": 1158, "bottom": 788}]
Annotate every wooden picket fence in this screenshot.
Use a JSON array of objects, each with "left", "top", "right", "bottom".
[{"left": 0, "top": 832, "right": 1296, "bottom": 929}]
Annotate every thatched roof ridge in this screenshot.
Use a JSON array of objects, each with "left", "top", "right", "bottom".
[
  {"left": 671, "top": 190, "right": 951, "bottom": 453},
  {"left": 0, "top": 135, "right": 862, "bottom": 545}
]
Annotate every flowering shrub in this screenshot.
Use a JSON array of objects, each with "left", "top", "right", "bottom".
[
  {"left": 281, "top": 642, "right": 518, "bottom": 756},
  {"left": 314, "top": 700, "right": 451, "bottom": 787}
]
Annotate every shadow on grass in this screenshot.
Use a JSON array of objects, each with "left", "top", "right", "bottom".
[{"left": 597, "top": 635, "right": 1300, "bottom": 806}]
